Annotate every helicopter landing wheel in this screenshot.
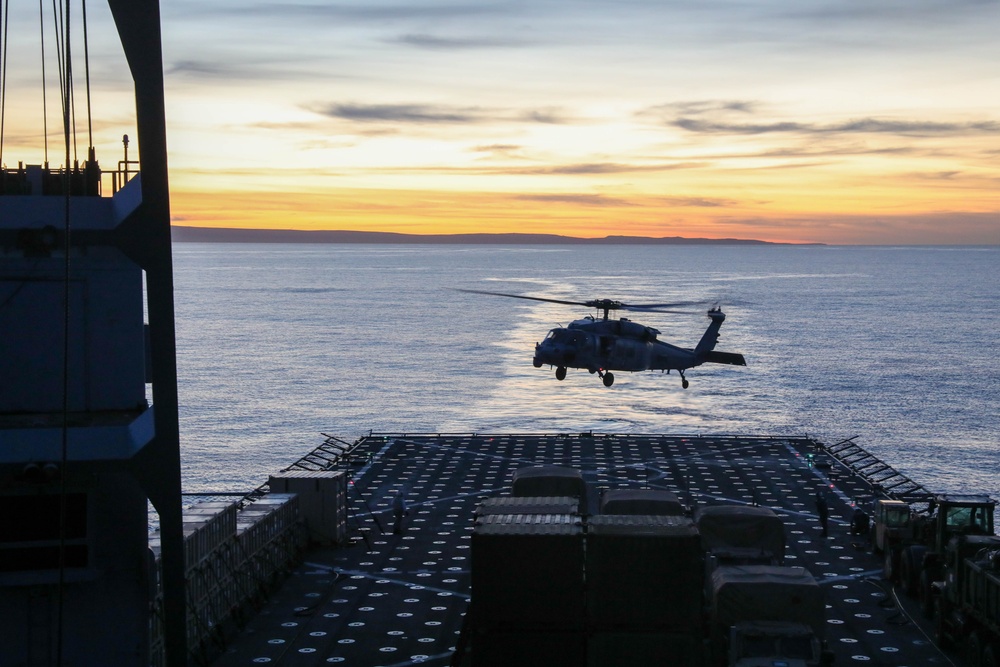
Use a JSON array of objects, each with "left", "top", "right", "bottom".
[
  {"left": 603, "top": 372, "right": 615, "bottom": 387},
  {"left": 682, "top": 379, "right": 689, "bottom": 389},
  {"left": 555, "top": 366, "right": 567, "bottom": 381}
]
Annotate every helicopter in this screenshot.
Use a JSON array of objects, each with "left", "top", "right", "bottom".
[{"left": 459, "top": 289, "right": 746, "bottom": 388}]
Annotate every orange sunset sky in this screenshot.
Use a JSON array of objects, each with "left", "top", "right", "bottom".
[{"left": 2, "top": 1, "right": 999, "bottom": 244}]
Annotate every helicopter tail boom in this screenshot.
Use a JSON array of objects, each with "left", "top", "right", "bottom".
[{"left": 693, "top": 307, "right": 727, "bottom": 356}]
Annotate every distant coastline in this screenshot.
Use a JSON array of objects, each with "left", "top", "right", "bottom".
[{"left": 171, "top": 226, "right": 819, "bottom": 246}]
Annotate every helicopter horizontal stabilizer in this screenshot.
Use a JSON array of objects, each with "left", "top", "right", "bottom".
[{"left": 701, "top": 350, "right": 747, "bottom": 366}]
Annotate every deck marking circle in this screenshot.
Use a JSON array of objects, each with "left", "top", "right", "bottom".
[
  {"left": 879, "top": 647, "right": 899, "bottom": 652},
  {"left": 326, "top": 658, "right": 345, "bottom": 663},
  {"left": 268, "top": 639, "right": 285, "bottom": 644},
  {"left": 309, "top": 632, "right": 327, "bottom": 637},
  {"left": 380, "top": 647, "right": 398, "bottom": 652},
  {"left": 840, "top": 638, "right": 858, "bottom": 643},
  {"left": 298, "top": 648, "right": 317, "bottom": 654},
  {"left": 866, "top": 629, "right": 884, "bottom": 635},
  {"left": 253, "top": 659, "right": 271, "bottom": 663}
]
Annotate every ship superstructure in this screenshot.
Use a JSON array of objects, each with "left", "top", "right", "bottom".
[{"left": 0, "top": 2, "right": 186, "bottom": 665}]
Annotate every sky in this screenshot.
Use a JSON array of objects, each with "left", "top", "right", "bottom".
[{"left": 2, "top": 0, "right": 999, "bottom": 244}]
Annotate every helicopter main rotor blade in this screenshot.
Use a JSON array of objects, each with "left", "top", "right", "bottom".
[
  {"left": 456, "top": 289, "right": 707, "bottom": 314},
  {"left": 454, "top": 288, "right": 591, "bottom": 308},
  {"left": 583, "top": 298, "right": 707, "bottom": 314},
  {"left": 612, "top": 300, "right": 705, "bottom": 312}
]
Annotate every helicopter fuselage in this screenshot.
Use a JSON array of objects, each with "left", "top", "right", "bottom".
[{"left": 531, "top": 308, "right": 746, "bottom": 387}]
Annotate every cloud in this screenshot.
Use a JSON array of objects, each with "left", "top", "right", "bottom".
[
  {"left": 318, "top": 103, "right": 483, "bottom": 124},
  {"left": 672, "top": 115, "right": 1000, "bottom": 138},
  {"left": 166, "top": 2, "right": 503, "bottom": 23},
  {"left": 167, "top": 60, "right": 245, "bottom": 79},
  {"left": 503, "top": 161, "right": 705, "bottom": 175},
  {"left": 512, "top": 193, "right": 635, "bottom": 207},
  {"left": 165, "top": 59, "right": 306, "bottom": 82},
  {"left": 311, "top": 102, "right": 574, "bottom": 126},
  {"left": 642, "top": 100, "right": 757, "bottom": 117},
  {"left": 658, "top": 197, "right": 738, "bottom": 208},
  {"left": 391, "top": 33, "right": 528, "bottom": 50},
  {"left": 472, "top": 143, "right": 522, "bottom": 153},
  {"left": 641, "top": 100, "right": 1000, "bottom": 139}
]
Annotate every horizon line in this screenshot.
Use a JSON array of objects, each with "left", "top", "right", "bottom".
[{"left": 170, "top": 225, "right": 824, "bottom": 246}]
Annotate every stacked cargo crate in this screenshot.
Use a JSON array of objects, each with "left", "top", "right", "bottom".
[
  {"left": 150, "top": 494, "right": 306, "bottom": 666},
  {"left": 471, "top": 510, "right": 585, "bottom": 666},
  {"left": 586, "top": 514, "right": 704, "bottom": 664}
]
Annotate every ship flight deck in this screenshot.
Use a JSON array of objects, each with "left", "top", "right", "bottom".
[{"left": 211, "top": 433, "right": 950, "bottom": 667}]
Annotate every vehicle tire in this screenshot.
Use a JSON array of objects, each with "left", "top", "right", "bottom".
[
  {"left": 603, "top": 372, "right": 614, "bottom": 387},
  {"left": 967, "top": 631, "right": 983, "bottom": 667},
  {"left": 901, "top": 546, "right": 924, "bottom": 597},
  {"left": 919, "top": 569, "right": 935, "bottom": 618},
  {"left": 899, "top": 548, "right": 914, "bottom": 594},
  {"left": 555, "top": 366, "right": 567, "bottom": 381},
  {"left": 884, "top": 549, "right": 897, "bottom": 582},
  {"left": 934, "top": 596, "right": 953, "bottom": 650},
  {"left": 983, "top": 643, "right": 998, "bottom": 667}
]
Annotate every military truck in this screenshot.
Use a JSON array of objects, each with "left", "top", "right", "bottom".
[
  {"left": 695, "top": 504, "right": 786, "bottom": 569},
  {"left": 869, "top": 498, "right": 911, "bottom": 579},
  {"left": 707, "top": 565, "right": 832, "bottom": 667},
  {"left": 881, "top": 495, "right": 995, "bottom": 609},
  {"left": 932, "top": 533, "right": 1000, "bottom": 667}
]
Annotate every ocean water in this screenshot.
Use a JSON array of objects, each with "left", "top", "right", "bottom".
[{"left": 171, "top": 243, "right": 1000, "bottom": 501}]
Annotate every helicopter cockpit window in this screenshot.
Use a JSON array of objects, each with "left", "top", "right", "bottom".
[{"left": 547, "top": 330, "right": 575, "bottom": 345}]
